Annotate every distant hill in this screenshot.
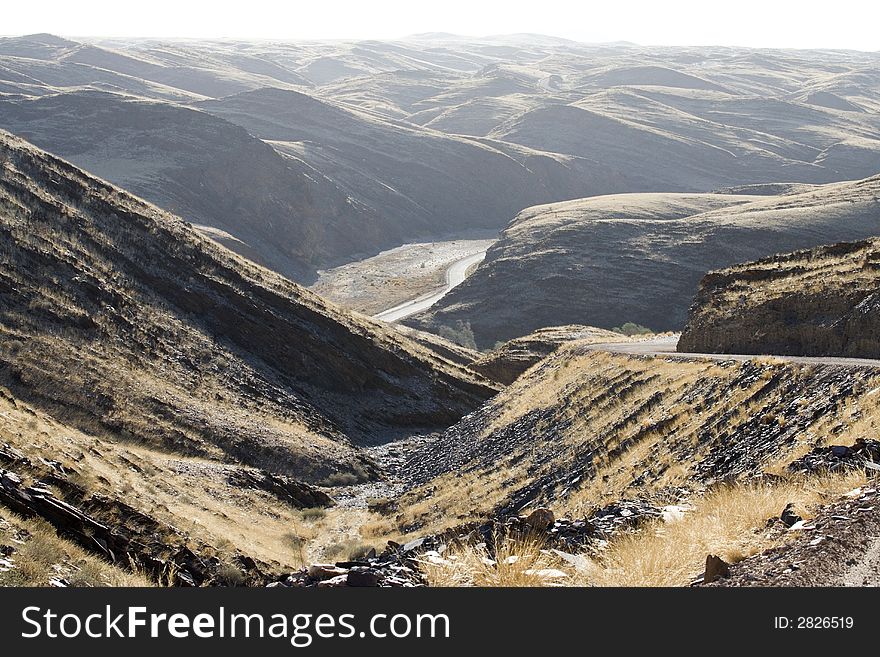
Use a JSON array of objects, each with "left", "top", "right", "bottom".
[
  {"left": 198, "top": 87, "right": 615, "bottom": 254},
  {"left": 2, "top": 35, "right": 880, "bottom": 285},
  {"left": 0, "top": 91, "right": 380, "bottom": 281},
  {"left": 407, "top": 182, "right": 880, "bottom": 347}
]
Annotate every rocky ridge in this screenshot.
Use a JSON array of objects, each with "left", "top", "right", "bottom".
[{"left": 679, "top": 234, "right": 880, "bottom": 358}]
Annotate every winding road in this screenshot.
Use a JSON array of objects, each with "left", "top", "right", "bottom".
[
  {"left": 581, "top": 335, "right": 880, "bottom": 369},
  {"left": 373, "top": 250, "right": 487, "bottom": 322}
]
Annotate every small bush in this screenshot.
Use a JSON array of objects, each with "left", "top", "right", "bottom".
[
  {"left": 611, "top": 322, "right": 653, "bottom": 336},
  {"left": 321, "top": 472, "right": 359, "bottom": 486},
  {"left": 216, "top": 563, "right": 245, "bottom": 587},
  {"left": 437, "top": 321, "right": 478, "bottom": 350},
  {"left": 367, "top": 497, "right": 398, "bottom": 515},
  {"left": 299, "top": 507, "right": 326, "bottom": 522},
  {"left": 323, "top": 539, "right": 374, "bottom": 562}
]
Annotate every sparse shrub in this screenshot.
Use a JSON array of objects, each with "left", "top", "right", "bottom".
[
  {"left": 299, "top": 507, "right": 326, "bottom": 522},
  {"left": 420, "top": 533, "right": 566, "bottom": 587},
  {"left": 611, "top": 322, "right": 653, "bottom": 336},
  {"left": 437, "top": 321, "right": 478, "bottom": 350},
  {"left": 283, "top": 532, "right": 307, "bottom": 549},
  {"left": 281, "top": 532, "right": 308, "bottom": 566},
  {"left": 216, "top": 563, "right": 246, "bottom": 587},
  {"left": 321, "top": 472, "right": 359, "bottom": 486},
  {"left": 367, "top": 497, "right": 398, "bottom": 515},
  {"left": 323, "top": 539, "right": 374, "bottom": 562}
]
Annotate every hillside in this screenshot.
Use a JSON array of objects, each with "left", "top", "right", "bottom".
[
  {"left": 0, "top": 91, "right": 376, "bottom": 281},
  {"left": 198, "top": 87, "right": 611, "bottom": 243},
  {"left": 0, "top": 130, "right": 495, "bottom": 471},
  {"left": 408, "top": 180, "right": 880, "bottom": 347},
  {"left": 470, "top": 325, "right": 626, "bottom": 384},
  {"left": 366, "top": 344, "right": 880, "bottom": 545},
  {"left": 0, "top": 129, "right": 503, "bottom": 582},
  {"left": 679, "top": 233, "right": 880, "bottom": 357},
  {"left": 2, "top": 35, "right": 880, "bottom": 286}
]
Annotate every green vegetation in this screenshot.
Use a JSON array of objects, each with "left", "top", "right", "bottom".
[
  {"left": 437, "top": 321, "right": 478, "bottom": 350},
  {"left": 611, "top": 322, "right": 653, "bottom": 336}
]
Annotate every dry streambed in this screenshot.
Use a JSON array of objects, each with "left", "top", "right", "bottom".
[{"left": 309, "top": 237, "right": 496, "bottom": 316}]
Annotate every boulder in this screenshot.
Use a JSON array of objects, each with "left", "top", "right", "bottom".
[
  {"left": 780, "top": 503, "right": 803, "bottom": 528},
  {"left": 346, "top": 567, "right": 380, "bottom": 587},
  {"left": 307, "top": 564, "right": 348, "bottom": 580},
  {"left": 317, "top": 574, "right": 349, "bottom": 588},
  {"left": 523, "top": 508, "right": 555, "bottom": 530},
  {"left": 703, "top": 554, "right": 730, "bottom": 583}
]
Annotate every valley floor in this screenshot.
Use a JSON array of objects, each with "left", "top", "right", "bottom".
[{"left": 309, "top": 236, "right": 496, "bottom": 316}]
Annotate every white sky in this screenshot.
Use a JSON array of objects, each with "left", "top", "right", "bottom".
[{"left": 2, "top": 0, "right": 878, "bottom": 51}]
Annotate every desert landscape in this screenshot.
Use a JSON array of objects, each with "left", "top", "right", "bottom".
[{"left": 1, "top": 28, "right": 880, "bottom": 591}]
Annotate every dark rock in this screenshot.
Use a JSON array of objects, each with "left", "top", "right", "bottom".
[
  {"left": 226, "top": 469, "right": 333, "bottom": 509},
  {"left": 346, "top": 567, "right": 380, "bottom": 587},
  {"left": 523, "top": 507, "right": 555, "bottom": 530},
  {"left": 704, "top": 554, "right": 730, "bottom": 583},
  {"left": 787, "top": 439, "right": 880, "bottom": 474},
  {"left": 781, "top": 503, "right": 803, "bottom": 528},
  {"left": 0, "top": 467, "right": 272, "bottom": 587},
  {"left": 334, "top": 560, "right": 371, "bottom": 569}
]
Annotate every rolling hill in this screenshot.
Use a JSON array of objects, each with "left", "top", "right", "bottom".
[
  {"left": 407, "top": 180, "right": 880, "bottom": 347},
  {"left": 2, "top": 34, "right": 880, "bottom": 286}
]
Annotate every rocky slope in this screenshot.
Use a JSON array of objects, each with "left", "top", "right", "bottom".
[
  {"left": 370, "top": 345, "right": 880, "bottom": 541},
  {"left": 709, "top": 484, "right": 880, "bottom": 587},
  {"left": 679, "top": 233, "right": 880, "bottom": 357},
  {"left": 409, "top": 180, "right": 880, "bottom": 348},
  {"left": 0, "top": 131, "right": 495, "bottom": 477},
  {"left": 0, "top": 129, "right": 503, "bottom": 583}
]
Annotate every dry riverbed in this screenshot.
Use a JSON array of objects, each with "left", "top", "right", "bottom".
[{"left": 309, "top": 237, "right": 497, "bottom": 316}]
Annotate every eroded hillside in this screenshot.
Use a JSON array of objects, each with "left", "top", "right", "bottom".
[
  {"left": 0, "top": 131, "right": 495, "bottom": 481},
  {"left": 0, "top": 91, "right": 377, "bottom": 281},
  {"left": 679, "top": 232, "right": 880, "bottom": 357},
  {"left": 367, "top": 345, "right": 880, "bottom": 541}
]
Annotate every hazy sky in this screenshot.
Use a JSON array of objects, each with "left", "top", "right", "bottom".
[{"left": 3, "top": 0, "right": 878, "bottom": 51}]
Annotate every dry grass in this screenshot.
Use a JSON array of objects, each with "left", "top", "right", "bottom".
[
  {"left": 585, "top": 471, "right": 867, "bottom": 586},
  {"left": 421, "top": 533, "right": 569, "bottom": 587},
  {"left": 416, "top": 472, "right": 868, "bottom": 587},
  {"left": 0, "top": 393, "right": 325, "bottom": 573},
  {"left": 0, "top": 510, "right": 152, "bottom": 587},
  {"left": 380, "top": 348, "right": 880, "bottom": 543}
]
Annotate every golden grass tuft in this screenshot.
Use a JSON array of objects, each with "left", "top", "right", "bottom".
[
  {"left": 420, "top": 533, "right": 568, "bottom": 587},
  {"left": 583, "top": 471, "right": 867, "bottom": 587},
  {"left": 417, "top": 471, "right": 868, "bottom": 587},
  {"left": 0, "top": 511, "right": 152, "bottom": 587}
]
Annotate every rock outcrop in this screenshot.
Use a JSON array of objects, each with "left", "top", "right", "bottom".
[{"left": 679, "top": 236, "right": 880, "bottom": 357}]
